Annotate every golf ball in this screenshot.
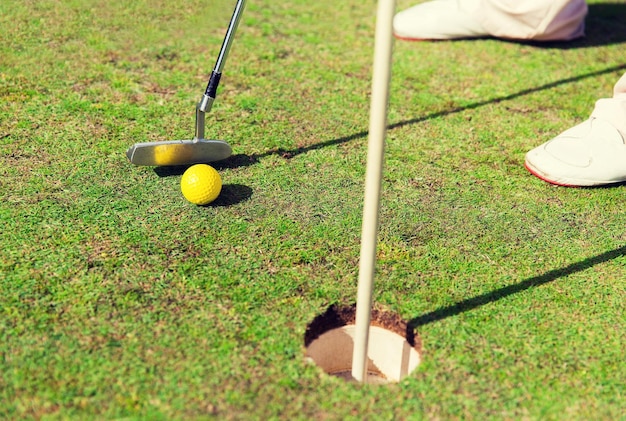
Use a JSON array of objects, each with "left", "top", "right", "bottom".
[{"left": 180, "top": 164, "right": 222, "bottom": 205}]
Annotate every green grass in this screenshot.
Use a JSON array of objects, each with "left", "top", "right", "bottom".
[{"left": 2, "top": 0, "right": 626, "bottom": 419}]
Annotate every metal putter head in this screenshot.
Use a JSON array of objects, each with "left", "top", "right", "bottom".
[
  {"left": 125, "top": 138, "right": 232, "bottom": 167},
  {"left": 126, "top": 96, "right": 232, "bottom": 166}
]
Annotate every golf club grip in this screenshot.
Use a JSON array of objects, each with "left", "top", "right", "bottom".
[{"left": 204, "top": 71, "right": 222, "bottom": 99}]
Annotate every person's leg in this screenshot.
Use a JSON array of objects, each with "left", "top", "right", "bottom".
[
  {"left": 590, "top": 73, "right": 626, "bottom": 138},
  {"left": 525, "top": 72, "right": 626, "bottom": 187},
  {"left": 393, "top": 0, "right": 587, "bottom": 41},
  {"left": 471, "top": 0, "right": 587, "bottom": 41},
  {"left": 393, "top": 0, "right": 487, "bottom": 41}
]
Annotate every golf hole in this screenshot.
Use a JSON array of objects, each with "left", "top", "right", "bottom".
[{"left": 304, "top": 305, "right": 422, "bottom": 384}]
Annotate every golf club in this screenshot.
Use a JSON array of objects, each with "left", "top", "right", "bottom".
[
  {"left": 351, "top": 0, "right": 396, "bottom": 383},
  {"left": 126, "top": 0, "right": 247, "bottom": 166}
]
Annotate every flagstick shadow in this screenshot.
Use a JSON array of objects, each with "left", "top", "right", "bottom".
[{"left": 406, "top": 245, "right": 626, "bottom": 333}]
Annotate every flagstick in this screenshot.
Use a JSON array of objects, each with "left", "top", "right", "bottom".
[{"left": 351, "top": 0, "right": 396, "bottom": 383}]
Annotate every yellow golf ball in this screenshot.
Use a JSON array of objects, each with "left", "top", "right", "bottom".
[{"left": 180, "top": 164, "right": 222, "bottom": 205}]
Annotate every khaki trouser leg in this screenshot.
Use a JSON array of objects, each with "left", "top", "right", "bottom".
[{"left": 591, "top": 72, "right": 626, "bottom": 139}]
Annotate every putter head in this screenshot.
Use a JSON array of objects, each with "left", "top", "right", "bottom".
[{"left": 126, "top": 138, "right": 232, "bottom": 166}]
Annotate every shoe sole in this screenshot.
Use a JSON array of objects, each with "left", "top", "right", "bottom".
[
  {"left": 393, "top": 33, "right": 435, "bottom": 42},
  {"left": 524, "top": 160, "right": 623, "bottom": 188},
  {"left": 393, "top": 33, "right": 489, "bottom": 42}
]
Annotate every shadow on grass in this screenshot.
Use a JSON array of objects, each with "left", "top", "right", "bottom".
[
  {"left": 154, "top": 165, "right": 189, "bottom": 177},
  {"left": 208, "top": 184, "right": 253, "bottom": 207},
  {"left": 152, "top": 154, "right": 262, "bottom": 173},
  {"left": 220, "top": 63, "right": 626, "bottom": 168},
  {"left": 407, "top": 245, "right": 626, "bottom": 331}
]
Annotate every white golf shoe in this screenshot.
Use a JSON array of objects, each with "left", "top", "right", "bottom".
[
  {"left": 393, "top": 0, "right": 488, "bottom": 40},
  {"left": 525, "top": 118, "right": 626, "bottom": 187}
]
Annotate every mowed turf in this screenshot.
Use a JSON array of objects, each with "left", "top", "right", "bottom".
[{"left": 1, "top": 0, "right": 625, "bottom": 419}]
